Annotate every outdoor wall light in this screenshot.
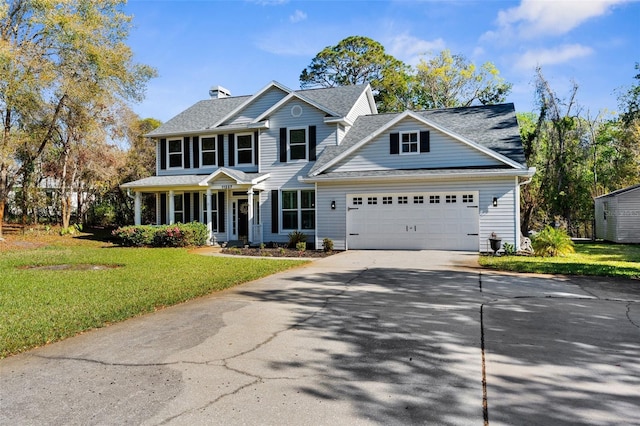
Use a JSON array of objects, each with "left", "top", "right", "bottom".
[
  {"left": 492, "top": 197, "right": 498, "bottom": 207},
  {"left": 331, "top": 200, "right": 336, "bottom": 210}
]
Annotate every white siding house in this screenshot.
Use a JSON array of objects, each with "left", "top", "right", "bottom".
[
  {"left": 122, "top": 81, "right": 534, "bottom": 251},
  {"left": 595, "top": 184, "right": 640, "bottom": 243}
]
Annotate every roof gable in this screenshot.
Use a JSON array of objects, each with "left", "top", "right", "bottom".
[
  {"left": 311, "top": 104, "right": 526, "bottom": 176},
  {"left": 212, "top": 81, "right": 291, "bottom": 128}
]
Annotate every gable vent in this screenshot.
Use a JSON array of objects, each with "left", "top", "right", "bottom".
[{"left": 209, "top": 85, "right": 231, "bottom": 99}]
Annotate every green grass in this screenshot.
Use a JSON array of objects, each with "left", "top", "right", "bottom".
[
  {"left": 0, "top": 236, "right": 307, "bottom": 358},
  {"left": 479, "top": 242, "right": 640, "bottom": 279}
]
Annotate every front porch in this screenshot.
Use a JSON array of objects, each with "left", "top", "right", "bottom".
[{"left": 122, "top": 168, "right": 270, "bottom": 246}]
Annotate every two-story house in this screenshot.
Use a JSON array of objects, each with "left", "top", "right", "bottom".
[{"left": 121, "top": 81, "right": 534, "bottom": 251}]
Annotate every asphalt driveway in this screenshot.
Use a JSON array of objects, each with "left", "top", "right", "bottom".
[{"left": 1, "top": 250, "right": 639, "bottom": 425}]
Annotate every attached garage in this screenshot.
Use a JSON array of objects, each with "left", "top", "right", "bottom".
[{"left": 346, "top": 191, "right": 479, "bottom": 250}]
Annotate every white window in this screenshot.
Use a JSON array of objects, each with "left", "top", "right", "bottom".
[
  {"left": 430, "top": 195, "right": 440, "bottom": 204},
  {"left": 201, "top": 136, "right": 216, "bottom": 167},
  {"left": 401, "top": 132, "right": 418, "bottom": 154},
  {"left": 282, "top": 189, "right": 315, "bottom": 230},
  {"left": 168, "top": 139, "right": 183, "bottom": 168},
  {"left": 353, "top": 197, "right": 363, "bottom": 205},
  {"left": 236, "top": 133, "right": 254, "bottom": 164},
  {"left": 462, "top": 194, "right": 474, "bottom": 203},
  {"left": 289, "top": 128, "right": 307, "bottom": 160},
  {"left": 173, "top": 193, "right": 184, "bottom": 223},
  {"left": 446, "top": 195, "right": 457, "bottom": 203},
  {"left": 398, "top": 196, "right": 408, "bottom": 204},
  {"left": 201, "top": 193, "right": 218, "bottom": 231},
  {"left": 413, "top": 196, "right": 424, "bottom": 204},
  {"left": 367, "top": 197, "right": 378, "bottom": 205},
  {"left": 382, "top": 196, "right": 393, "bottom": 205}
]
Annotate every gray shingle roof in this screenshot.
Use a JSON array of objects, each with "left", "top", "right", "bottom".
[
  {"left": 311, "top": 103, "right": 526, "bottom": 176},
  {"left": 147, "top": 96, "right": 251, "bottom": 137},
  {"left": 295, "top": 85, "right": 369, "bottom": 118},
  {"left": 121, "top": 169, "right": 269, "bottom": 189},
  {"left": 146, "top": 84, "right": 370, "bottom": 138},
  {"left": 595, "top": 183, "right": 640, "bottom": 199}
]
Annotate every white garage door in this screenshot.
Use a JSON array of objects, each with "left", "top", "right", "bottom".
[{"left": 346, "top": 192, "right": 479, "bottom": 250}]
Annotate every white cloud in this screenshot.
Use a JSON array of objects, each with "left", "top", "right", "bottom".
[
  {"left": 289, "top": 9, "right": 307, "bottom": 23},
  {"left": 386, "top": 34, "right": 446, "bottom": 67},
  {"left": 515, "top": 44, "right": 594, "bottom": 70},
  {"left": 495, "top": 0, "right": 631, "bottom": 39}
]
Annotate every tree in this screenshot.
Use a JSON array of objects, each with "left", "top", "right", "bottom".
[
  {"left": 412, "top": 50, "right": 512, "bottom": 109},
  {"left": 299, "top": 36, "right": 412, "bottom": 112},
  {"left": 0, "top": 0, "right": 156, "bottom": 237}
]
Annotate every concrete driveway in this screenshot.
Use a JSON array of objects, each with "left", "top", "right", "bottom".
[{"left": 1, "top": 250, "right": 639, "bottom": 425}]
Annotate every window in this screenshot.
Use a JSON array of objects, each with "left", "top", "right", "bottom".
[
  {"left": 168, "top": 139, "right": 182, "bottom": 168},
  {"left": 446, "top": 195, "right": 457, "bottom": 203},
  {"left": 462, "top": 194, "right": 474, "bottom": 203},
  {"left": 430, "top": 195, "right": 440, "bottom": 204},
  {"left": 413, "top": 196, "right": 424, "bottom": 204},
  {"left": 353, "top": 197, "right": 363, "bottom": 205},
  {"left": 401, "top": 132, "right": 418, "bottom": 154},
  {"left": 398, "top": 196, "right": 408, "bottom": 204},
  {"left": 173, "top": 194, "right": 184, "bottom": 223},
  {"left": 383, "top": 196, "right": 393, "bottom": 205},
  {"left": 367, "top": 197, "right": 378, "bottom": 205},
  {"left": 236, "top": 134, "right": 254, "bottom": 164},
  {"left": 201, "top": 193, "right": 218, "bottom": 231},
  {"left": 282, "top": 189, "right": 315, "bottom": 230},
  {"left": 289, "top": 128, "right": 307, "bottom": 160},
  {"left": 201, "top": 137, "right": 216, "bottom": 166}
]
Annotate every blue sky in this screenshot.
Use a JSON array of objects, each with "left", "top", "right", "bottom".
[{"left": 124, "top": 0, "right": 640, "bottom": 122}]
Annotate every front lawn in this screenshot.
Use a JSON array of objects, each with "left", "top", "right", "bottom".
[
  {"left": 0, "top": 232, "right": 307, "bottom": 358},
  {"left": 478, "top": 242, "right": 640, "bottom": 279}
]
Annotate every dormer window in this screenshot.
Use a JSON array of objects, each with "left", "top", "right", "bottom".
[
  {"left": 201, "top": 136, "right": 216, "bottom": 166},
  {"left": 168, "top": 139, "right": 183, "bottom": 168},
  {"left": 401, "top": 132, "right": 418, "bottom": 154}
]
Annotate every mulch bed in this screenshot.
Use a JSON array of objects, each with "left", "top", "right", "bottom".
[{"left": 221, "top": 247, "right": 336, "bottom": 258}]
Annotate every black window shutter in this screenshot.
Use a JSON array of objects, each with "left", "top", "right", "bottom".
[
  {"left": 183, "top": 137, "right": 190, "bottom": 169},
  {"left": 160, "top": 139, "right": 167, "bottom": 170},
  {"left": 254, "top": 131, "right": 259, "bottom": 165},
  {"left": 279, "top": 128, "right": 287, "bottom": 163},
  {"left": 217, "top": 135, "right": 224, "bottom": 167},
  {"left": 193, "top": 192, "right": 200, "bottom": 222},
  {"left": 160, "top": 193, "right": 167, "bottom": 225},
  {"left": 218, "top": 192, "right": 225, "bottom": 232},
  {"left": 271, "top": 190, "right": 279, "bottom": 234},
  {"left": 309, "top": 126, "right": 317, "bottom": 161},
  {"left": 184, "top": 193, "right": 191, "bottom": 222},
  {"left": 390, "top": 133, "right": 400, "bottom": 155},
  {"left": 192, "top": 136, "right": 200, "bottom": 168},
  {"left": 420, "top": 131, "right": 430, "bottom": 153},
  {"left": 228, "top": 134, "right": 235, "bottom": 166}
]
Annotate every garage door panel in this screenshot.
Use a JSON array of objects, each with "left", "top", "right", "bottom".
[{"left": 347, "top": 192, "right": 479, "bottom": 251}]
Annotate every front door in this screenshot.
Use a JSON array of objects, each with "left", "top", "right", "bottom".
[{"left": 238, "top": 199, "right": 249, "bottom": 243}]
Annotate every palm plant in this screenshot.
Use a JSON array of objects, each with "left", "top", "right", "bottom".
[{"left": 532, "top": 226, "right": 575, "bottom": 257}]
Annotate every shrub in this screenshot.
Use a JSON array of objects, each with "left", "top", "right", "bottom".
[
  {"left": 112, "top": 222, "right": 208, "bottom": 247},
  {"left": 502, "top": 242, "right": 516, "bottom": 256},
  {"left": 322, "top": 237, "right": 334, "bottom": 252},
  {"left": 532, "top": 226, "right": 575, "bottom": 257},
  {"left": 296, "top": 242, "right": 306, "bottom": 251},
  {"left": 287, "top": 230, "right": 307, "bottom": 248}
]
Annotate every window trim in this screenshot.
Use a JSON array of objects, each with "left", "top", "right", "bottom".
[
  {"left": 200, "top": 135, "right": 217, "bottom": 167},
  {"left": 280, "top": 188, "right": 315, "bottom": 232},
  {"left": 173, "top": 193, "right": 184, "bottom": 223},
  {"left": 201, "top": 192, "right": 218, "bottom": 232},
  {"left": 288, "top": 127, "right": 308, "bottom": 161},
  {"left": 400, "top": 131, "right": 419, "bottom": 155},
  {"left": 167, "top": 138, "right": 184, "bottom": 169},
  {"left": 235, "top": 132, "right": 255, "bottom": 165}
]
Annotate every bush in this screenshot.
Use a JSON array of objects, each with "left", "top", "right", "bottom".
[
  {"left": 532, "top": 226, "right": 575, "bottom": 257},
  {"left": 502, "top": 242, "right": 516, "bottom": 255},
  {"left": 296, "top": 242, "right": 306, "bottom": 251},
  {"left": 287, "top": 230, "right": 307, "bottom": 248},
  {"left": 112, "top": 222, "right": 209, "bottom": 247},
  {"left": 322, "top": 237, "right": 334, "bottom": 252}
]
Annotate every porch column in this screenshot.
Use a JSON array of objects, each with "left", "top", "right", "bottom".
[
  {"left": 168, "top": 190, "right": 175, "bottom": 225},
  {"left": 247, "top": 188, "right": 254, "bottom": 243},
  {"left": 206, "top": 188, "right": 213, "bottom": 244},
  {"left": 134, "top": 191, "right": 142, "bottom": 226},
  {"left": 155, "top": 193, "right": 161, "bottom": 225}
]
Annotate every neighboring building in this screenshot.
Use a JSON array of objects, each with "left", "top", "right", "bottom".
[
  {"left": 121, "top": 81, "right": 534, "bottom": 251},
  {"left": 594, "top": 183, "right": 640, "bottom": 243}
]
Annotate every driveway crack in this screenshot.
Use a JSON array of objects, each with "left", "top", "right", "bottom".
[{"left": 626, "top": 302, "right": 640, "bottom": 329}]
